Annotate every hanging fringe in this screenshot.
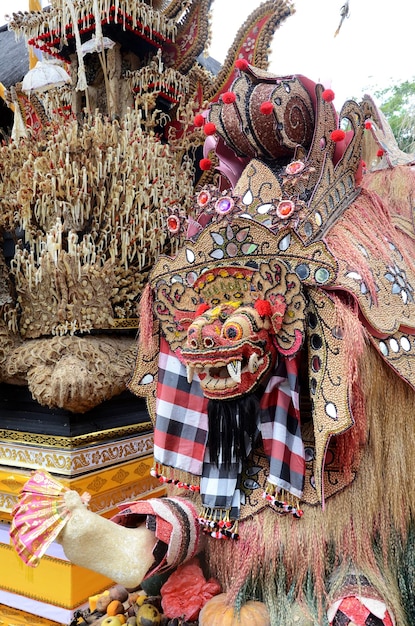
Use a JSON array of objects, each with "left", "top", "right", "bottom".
[
  {"left": 64, "top": 0, "right": 89, "bottom": 94},
  {"left": 263, "top": 483, "right": 304, "bottom": 519},
  {"left": 197, "top": 507, "right": 239, "bottom": 540},
  {"left": 150, "top": 463, "right": 200, "bottom": 493}
]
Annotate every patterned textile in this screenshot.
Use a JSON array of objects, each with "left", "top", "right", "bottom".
[
  {"left": 154, "top": 337, "right": 209, "bottom": 476},
  {"left": 259, "top": 353, "right": 304, "bottom": 498},
  {"left": 200, "top": 448, "right": 244, "bottom": 517},
  {"left": 329, "top": 596, "right": 394, "bottom": 626},
  {"left": 154, "top": 336, "right": 305, "bottom": 516},
  {"left": 112, "top": 496, "right": 201, "bottom": 578}
]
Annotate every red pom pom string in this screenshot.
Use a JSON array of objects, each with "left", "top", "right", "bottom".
[
  {"left": 203, "top": 122, "right": 217, "bottom": 136},
  {"left": 322, "top": 88, "right": 335, "bottom": 102},
  {"left": 377, "top": 148, "right": 385, "bottom": 157},
  {"left": 262, "top": 490, "right": 304, "bottom": 518},
  {"left": 254, "top": 299, "right": 272, "bottom": 317},
  {"left": 235, "top": 58, "right": 249, "bottom": 71},
  {"left": 199, "top": 158, "right": 212, "bottom": 171},
  {"left": 194, "top": 114, "right": 204, "bottom": 127},
  {"left": 150, "top": 466, "right": 200, "bottom": 492},
  {"left": 260, "top": 101, "right": 274, "bottom": 115},
  {"left": 331, "top": 129, "right": 346, "bottom": 142},
  {"left": 222, "top": 91, "right": 236, "bottom": 104},
  {"left": 364, "top": 120, "right": 372, "bottom": 130}
]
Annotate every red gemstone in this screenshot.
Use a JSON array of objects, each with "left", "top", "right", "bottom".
[
  {"left": 286, "top": 160, "right": 305, "bottom": 175},
  {"left": 167, "top": 215, "right": 180, "bottom": 233},
  {"left": 198, "top": 190, "right": 210, "bottom": 206},
  {"left": 276, "top": 200, "right": 295, "bottom": 219},
  {"left": 311, "top": 355, "right": 321, "bottom": 372}
]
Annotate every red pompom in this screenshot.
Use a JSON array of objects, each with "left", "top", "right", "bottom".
[
  {"left": 254, "top": 299, "right": 272, "bottom": 317},
  {"left": 364, "top": 120, "right": 372, "bottom": 130},
  {"left": 195, "top": 302, "right": 210, "bottom": 317},
  {"left": 194, "top": 114, "right": 204, "bottom": 127},
  {"left": 331, "top": 129, "right": 346, "bottom": 142},
  {"left": 260, "top": 101, "right": 274, "bottom": 115},
  {"left": 203, "top": 122, "right": 217, "bottom": 136},
  {"left": 322, "top": 88, "right": 335, "bottom": 102},
  {"left": 199, "top": 158, "right": 212, "bottom": 171},
  {"left": 222, "top": 91, "right": 236, "bottom": 104},
  {"left": 235, "top": 58, "right": 249, "bottom": 71},
  {"left": 362, "top": 160, "right": 367, "bottom": 168},
  {"left": 377, "top": 149, "right": 384, "bottom": 157}
]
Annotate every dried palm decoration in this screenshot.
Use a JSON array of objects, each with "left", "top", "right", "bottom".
[{"left": 0, "top": 100, "right": 195, "bottom": 338}]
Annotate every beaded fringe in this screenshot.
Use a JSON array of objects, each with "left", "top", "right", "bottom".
[
  {"left": 197, "top": 507, "right": 239, "bottom": 540},
  {"left": 150, "top": 463, "right": 200, "bottom": 493},
  {"left": 262, "top": 483, "right": 304, "bottom": 518}
]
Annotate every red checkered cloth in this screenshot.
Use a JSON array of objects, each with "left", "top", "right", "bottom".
[
  {"left": 154, "top": 338, "right": 209, "bottom": 476},
  {"left": 328, "top": 596, "right": 395, "bottom": 626},
  {"left": 154, "top": 336, "right": 305, "bottom": 516},
  {"left": 259, "top": 353, "right": 305, "bottom": 498}
]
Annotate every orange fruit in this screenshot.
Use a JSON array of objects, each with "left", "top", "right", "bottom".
[{"left": 106, "top": 600, "right": 124, "bottom": 616}]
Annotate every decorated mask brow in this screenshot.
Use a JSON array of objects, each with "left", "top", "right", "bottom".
[{"left": 182, "top": 302, "right": 278, "bottom": 400}]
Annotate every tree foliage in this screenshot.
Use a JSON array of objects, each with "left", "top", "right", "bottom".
[{"left": 375, "top": 79, "right": 415, "bottom": 153}]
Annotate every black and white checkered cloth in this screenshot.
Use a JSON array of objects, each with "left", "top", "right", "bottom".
[{"left": 154, "top": 337, "right": 305, "bottom": 516}]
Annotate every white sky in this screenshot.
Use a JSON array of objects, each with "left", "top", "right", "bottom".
[
  {"left": 1, "top": 0, "right": 414, "bottom": 106},
  {"left": 210, "top": 0, "right": 415, "bottom": 105}
]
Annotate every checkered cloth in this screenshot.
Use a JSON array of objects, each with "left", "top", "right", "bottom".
[
  {"left": 154, "top": 339, "right": 209, "bottom": 476},
  {"left": 259, "top": 354, "right": 305, "bottom": 498},
  {"left": 154, "top": 337, "right": 305, "bottom": 516},
  {"left": 329, "top": 596, "right": 394, "bottom": 626},
  {"left": 200, "top": 448, "right": 243, "bottom": 516}
]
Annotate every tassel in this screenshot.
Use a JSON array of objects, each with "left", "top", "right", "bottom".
[
  {"left": 65, "top": 0, "right": 89, "bottom": 95},
  {"left": 10, "top": 90, "right": 28, "bottom": 142},
  {"left": 262, "top": 483, "right": 304, "bottom": 519},
  {"left": 197, "top": 507, "right": 239, "bottom": 540},
  {"left": 150, "top": 464, "right": 200, "bottom": 492}
]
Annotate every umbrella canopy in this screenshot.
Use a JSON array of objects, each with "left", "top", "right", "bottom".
[
  {"left": 22, "top": 61, "right": 71, "bottom": 94},
  {"left": 81, "top": 35, "right": 116, "bottom": 56}
]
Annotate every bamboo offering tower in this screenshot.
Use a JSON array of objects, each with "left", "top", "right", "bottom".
[{"left": 0, "top": 1, "right": 292, "bottom": 623}]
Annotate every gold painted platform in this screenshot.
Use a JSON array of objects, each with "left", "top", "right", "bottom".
[
  {"left": 0, "top": 425, "right": 163, "bottom": 522},
  {"left": 0, "top": 538, "right": 112, "bottom": 609},
  {"left": 0, "top": 420, "right": 163, "bottom": 625},
  {"left": 0, "top": 604, "right": 62, "bottom": 626}
]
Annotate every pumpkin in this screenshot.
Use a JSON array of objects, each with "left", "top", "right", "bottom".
[{"left": 198, "top": 593, "right": 270, "bottom": 626}]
